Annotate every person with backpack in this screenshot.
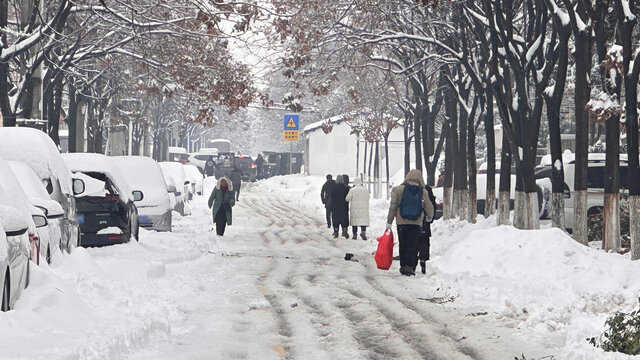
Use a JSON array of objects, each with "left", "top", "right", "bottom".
[
  {"left": 345, "top": 177, "right": 370, "bottom": 240},
  {"left": 321, "top": 174, "right": 336, "bottom": 228},
  {"left": 385, "top": 169, "right": 434, "bottom": 276},
  {"left": 416, "top": 184, "right": 437, "bottom": 274},
  {"left": 330, "top": 174, "right": 350, "bottom": 239}
]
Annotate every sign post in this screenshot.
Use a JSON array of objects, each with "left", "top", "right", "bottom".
[{"left": 283, "top": 114, "right": 299, "bottom": 174}]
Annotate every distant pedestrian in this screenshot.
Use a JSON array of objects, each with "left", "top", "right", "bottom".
[
  {"left": 208, "top": 177, "right": 235, "bottom": 236},
  {"left": 386, "top": 169, "right": 434, "bottom": 276},
  {"left": 229, "top": 166, "right": 243, "bottom": 201},
  {"left": 321, "top": 174, "right": 336, "bottom": 228},
  {"left": 255, "top": 154, "right": 265, "bottom": 179},
  {"left": 331, "top": 174, "right": 350, "bottom": 239},
  {"left": 346, "top": 178, "right": 370, "bottom": 240},
  {"left": 417, "top": 184, "right": 437, "bottom": 274},
  {"left": 204, "top": 156, "right": 216, "bottom": 177}
]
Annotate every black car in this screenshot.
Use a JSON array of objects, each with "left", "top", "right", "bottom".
[{"left": 62, "top": 153, "right": 142, "bottom": 247}]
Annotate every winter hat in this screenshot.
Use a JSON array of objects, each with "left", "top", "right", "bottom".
[
  {"left": 354, "top": 178, "right": 363, "bottom": 186},
  {"left": 342, "top": 174, "right": 350, "bottom": 185},
  {"left": 326, "top": 174, "right": 332, "bottom": 180}
]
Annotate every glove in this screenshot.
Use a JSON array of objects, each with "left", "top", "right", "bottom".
[{"left": 385, "top": 223, "right": 392, "bottom": 229}]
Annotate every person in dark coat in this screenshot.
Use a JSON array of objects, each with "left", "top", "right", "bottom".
[
  {"left": 207, "top": 177, "right": 235, "bottom": 236},
  {"left": 320, "top": 174, "right": 336, "bottom": 228},
  {"left": 255, "top": 154, "right": 265, "bottom": 179},
  {"left": 417, "top": 184, "right": 437, "bottom": 274},
  {"left": 204, "top": 156, "right": 216, "bottom": 177},
  {"left": 229, "top": 167, "right": 243, "bottom": 201},
  {"left": 330, "top": 175, "right": 350, "bottom": 238}
]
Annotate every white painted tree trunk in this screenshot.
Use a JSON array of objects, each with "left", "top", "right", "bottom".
[
  {"left": 526, "top": 192, "right": 540, "bottom": 230},
  {"left": 485, "top": 189, "right": 496, "bottom": 218},
  {"left": 631, "top": 195, "right": 640, "bottom": 260},
  {"left": 573, "top": 190, "right": 588, "bottom": 245},
  {"left": 443, "top": 186, "right": 453, "bottom": 220},
  {"left": 497, "top": 191, "right": 510, "bottom": 225},
  {"left": 603, "top": 193, "right": 620, "bottom": 252},
  {"left": 454, "top": 189, "right": 468, "bottom": 222},
  {"left": 513, "top": 191, "right": 526, "bottom": 229},
  {"left": 468, "top": 190, "right": 477, "bottom": 223},
  {"left": 551, "top": 193, "right": 566, "bottom": 230}
]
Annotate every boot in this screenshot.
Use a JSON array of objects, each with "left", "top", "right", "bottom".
[
  {"left": 352, "top": 232, "right": 357, "bottom": 240},
  {"left": 420, "top": 261, "right": 426, "bottom": 274},
  {"left": 342, "top": 227, "right": 349, "bottom": 239},
  {"left": 360, "top": 230, "right": 367, "bottom": 241},
  {"left": 333, "top": 229, "right": 339, "bottom": 238}
]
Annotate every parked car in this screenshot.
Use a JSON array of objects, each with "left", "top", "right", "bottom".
[
  {"left": 62, "top": 153, "right": 142, "bottom": 247},
  {"left": 187, "top": 148, "right": 218, "bottom": 175},
  {"left": 7, "top": 160, "right": 64, "bottom": 264},
  {"left": 184, "top": 164, "right": 204, "bottom": 196},
  {"left": 159, "top": 161, "right": 190, "bottom": 216},
  {"left": 0, "top": 127, "right": 84, "bottom": 253},
  {"left": 0, "top": 205, "right": 31, "bottom": 311},
  {"left": 112, "top": 156, "right": 172, "bottom": 232}
]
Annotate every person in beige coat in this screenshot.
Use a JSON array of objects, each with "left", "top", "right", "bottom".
[
  {"left": 386, "top": 169, "right": 434, "bottom": 276},
  {"left": 345, "top": 178, "right": 370, "bottom": 240}
]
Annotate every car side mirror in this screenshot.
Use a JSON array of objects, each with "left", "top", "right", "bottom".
[
  {"left": 184, "top": 181, "right": 190, "bottom": 185},
  {"left": 73, "top": 178, "right": 85, "bottom": 196},
  {"left": 167, "top": 184, "right": 177, "bottom": 193},
  {"left": 132, "top": 190, "right": 144, "bottom": 202},
  {"left": 44, "top": 178, "right": 54, "bottom": 194},
  {"left": 32, "top": 214, "right": 48, "bottom": 228}
]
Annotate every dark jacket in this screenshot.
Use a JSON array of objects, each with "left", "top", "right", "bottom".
[
  {"left": 321, "top": 179, "right": 336, "bottom": 209},
  {"left": 330, "top": 182, "right": 350, "bottom": 227},
  {"left": 208, "top": 177, "right": 235, "bottom": 225},
  {"left": 422, "top": 185, "right": 437, "bottom": 237},
  {"left": 229, "top": 168, "right": 243, "bottom": 188}
]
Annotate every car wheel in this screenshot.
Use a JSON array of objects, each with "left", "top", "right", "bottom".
[{"left": 2, "top": 272, "right": 9, "bottom": 312}]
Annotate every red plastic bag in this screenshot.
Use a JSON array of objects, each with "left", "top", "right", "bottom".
[{"left": 375, "top": 229, "right": 394, "bottom": 270}]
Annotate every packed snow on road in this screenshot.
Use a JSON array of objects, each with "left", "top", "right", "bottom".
[{"left": 0, "top": 175, "right": 638, "bottom": 359}]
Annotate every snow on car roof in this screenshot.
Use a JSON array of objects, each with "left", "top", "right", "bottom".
[
  {"left": 0, "top": 157, "right": 39, "bottom": 230},
  {"left": 0, "top": 127, "right": 72, "bottom": 194},
  {"left": 7, "top": 161, "right": 51, "bottom": 201},
  {"left": 168, "top": 147, "right": 188, "bottom": 154},
  {"left": 112, "top": 156, "right": 170, "bottom": 209},
  {"left": 159, "top": 162, "right": 188, "bottom": 187},
  {"left": 183, "top": 164, "right": 202, "bottom": 181},
  {"left": 62, "top": 153, "right": 134, "bottom": 203}
]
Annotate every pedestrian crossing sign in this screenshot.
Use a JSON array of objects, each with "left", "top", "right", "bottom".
[{"left": 283, "top": 114, "right": 299, "bottom": 130}]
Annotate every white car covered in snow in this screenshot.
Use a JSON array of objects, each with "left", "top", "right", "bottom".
[
  {"left": 184, "top": 164, "right": 204, "bottom": 197},
  {"left": 159, "top": 162, "right": 190, "bottom": 216},
  {"left": 0, "top": 204, "right": 31, "bottom": 311},
  {"left": 112, "top": 156, "right": 173, "bottom": 232},
  {"left": 8, "top": 161, "right": 65, "bottom": 264},
  {"left": 0, "top": 127, "right": 84, "bottom": 253}
]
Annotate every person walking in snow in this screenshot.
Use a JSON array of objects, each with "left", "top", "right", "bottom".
[
  {"left": 386, "top": 169, "right": 434, "bottom": 276},
  {"left": 416, "top": 184, "right": 437, "bottom": 274},
  {"left": 321, "top": 174, "right": 336, "bottom": 228},
  {"left": 330, "top": 174, "right": 350, "bottom": 239},
  {"left": 229, "top": 167, "right": 243, "bottom": 201},
  {"left": 208, "top": 177, "right": 235, "bottom": 236},
  {"left": 345, "top": 178, "right": 370, "bottom": 240}
]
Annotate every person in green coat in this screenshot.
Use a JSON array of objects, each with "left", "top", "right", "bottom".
[{"left": 208, "top": 176, "right": 235, "bottom": 236}]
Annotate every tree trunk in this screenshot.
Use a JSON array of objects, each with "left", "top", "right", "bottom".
[
  {"left": 363, "top": 141, "right": 368, "bottom": 180},
  {"left": 467, "top": 104, "right": 477, "bottom": 224},
  {"left": 455, "top": 99, "right": 468, "bottom": 222},
  {"left": 384, "top": 136, "right": 390, "bottom": 198},
  {"left": 414, "top": 104, "right": 423, "bottom": 171},
  {"left": 497, "top": 136, "right": 512, "bottom": 225},
  {"left": 374, "top": 141, "right": 380, "bottom": 199},
  {"left": 484, "top": 86, "right": 496, "bottom": 217},
  {"left": 68, "top": 84, "right": 79, "bottom": 153},
  {"left": 603, "top": 113, "right": 621, "bottom": 250},
  {"left": 404, "top": 115, "right": 411, "bottom": 176},
  {"left": 444, "top": 92, "right": 457, "bottom": 220},
  {"left": 572, "top": 27, "right": 592, "bottom": 246}
]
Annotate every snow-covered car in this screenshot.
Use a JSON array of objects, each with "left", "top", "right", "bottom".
[
  {"left": 7, "top": 161, "right": 65, "bottom": 264},
  {"left": 159, "top": 162, "right": 190, "bottom": 216},
  {"left": 112, "top": 156, "right": 172, "bottom": 232},
  {"left": 187, "top": 148, "right": 218, "bottom": 175},
  {"left": 0, "top": 156, "right": 49, "bottom": 265},
  {"left": 0, "top": 127, "right": 84, "bottom": 253},
  {"left": 62, "top": 153, "right": 143, "bottom": 246},
  {"left": 184, "top": 164, "right": 204, "bottom": 196},
  {"left": 0, "top": 205, "right": 31, "bottom": 311}
]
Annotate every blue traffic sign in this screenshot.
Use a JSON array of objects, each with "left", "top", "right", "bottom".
[{"left": 283, "top": 114, "right": 299, "bottom": 130}]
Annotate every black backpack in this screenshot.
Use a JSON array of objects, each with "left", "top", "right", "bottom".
[{"left": 399, "top": 183, "right": 423, "bottom": 220}]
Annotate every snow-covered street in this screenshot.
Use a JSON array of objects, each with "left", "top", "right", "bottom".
[
  {"left": 0, "top": 177, "right": 543, "bottom": 359},
  {"left": 7, "top": 175, "right": 640, "bottom": 359}
]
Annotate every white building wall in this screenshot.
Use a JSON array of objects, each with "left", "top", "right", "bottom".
[{"left": 306, "top": 122, "right": 410, "bottom": 181}]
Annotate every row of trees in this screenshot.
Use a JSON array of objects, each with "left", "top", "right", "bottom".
[
  {"left": 1, "top": 0, "right": 261, "bottom": 156},
  {"left": 269, "top": 0, "right": 640, "bottom": 257}
]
